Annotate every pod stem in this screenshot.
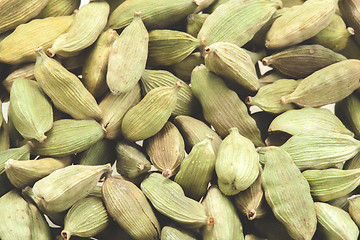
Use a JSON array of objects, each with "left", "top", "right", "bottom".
[
  {"left": 162, "top": 169, "right": 172, "bottom": 178},
  {"left": 61, "top": 230, "right": 71, "bottom": 240},
  {"left": 245, "top": 96, "right": 252, "bottom": 105},
  {"left": 207, "top": 216, "right": 215, "bottom": 226},
  {"left": 247, "top": 209, "right": 257, "bottom": 220},
  {"left": 46, "top": 48, "right": 55, "bottom": 58}
]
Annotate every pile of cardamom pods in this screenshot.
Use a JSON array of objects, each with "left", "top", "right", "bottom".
[{"left": 2, "top": 0, "right": 360, "bottom": 239}]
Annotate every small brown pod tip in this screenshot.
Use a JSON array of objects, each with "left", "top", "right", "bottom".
[
  {"left": 61, "top": 230, "right": 71, "bottom": 240},
  {"left": 245, "top": 96, "right": 252, "bottom": 105},
  {"left": 46, "top": 48, "right": 55, "bottom": 57}
]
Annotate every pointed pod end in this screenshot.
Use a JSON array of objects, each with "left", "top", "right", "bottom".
[
  {"left": 134, "top": 11, "right": 142, "bottom": 18},
  {"left": 37, "top": 135, "right": 47, "bottom": 143},
  {"left": 162, "top": 169, "right": 172, "bottom": 178},
  {"left": 193, "top": 0, "right": 201, "bottom": 6},
  {"left": 173, "top": 81, "right": 183, "bottom": 91},
  {"left": 206, "top": 134, "right": 214, "bottom": 141},
  {"left": 46, "top": 48, "right": 55, "bottom": 58},
  {"left": 206, "top": 216, "right": 214, "bottom": 226},
  {"left": 4, "top": 159, "right": 14, "bottom": 170},
  {"left": 348, "top": 27, "right": 355, "bottom": 36},
  {"left": 245, "top": 96, "right": 252, "bottom": 105},
  {"left": 247, "top": 209, "right": 256, "bottom": 220},
  {"left": 61, "top": 230, "right": 71, "bottom": 240},
  {"left": 280, "top": 96, "right": 288, "bottom": 105},
  {"left": 261, "top": 57, "right": 270, "bottom": 66}
]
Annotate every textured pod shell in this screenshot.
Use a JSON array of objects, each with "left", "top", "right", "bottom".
[
  {"left": 77, "top": 139, "right": 116, "bottom": 166},
  {"left": 0, "top": 143, "right": 32, "bottom": 180},
  {"left": 102, "top": 177, "right": 161, "bottom": 240},
  {"left": 245, "top": 79, "right": 298, "bottom": 114},
  {"left": 187, "top": 13, "right": 209, "bottom": 37},
  {"left": 0, "top": 0, "right": 48, "bottom": 34},
  {"left": 108, "top": 0, "right": 197, "bottom": 29},
  {"left": 62, "top": 197, "right": 110, "bottom": 239},
  {"left": 262, "top": 44, "right": 346, "bottom": 79},
  {"left": 31, "top": 119, "right": 105, "bottom": 157},
  {"left": 191, "top": 65, "right": 263, "bottom": 147},
  {"left": 0, "top": 15, "right": 74, "bottom": 65},
  {"left": 216, "top": 128, "right": 260, "bottom": 195},
  {"left": 3, "top": 64, "right": 35, "bottom": 92},
  {"left": 37, "top": 0, "right": 80, "bottom": 18},
  {"left": 148, "top": 30, "right": 201, "bottom": 66},
  {"left": 262, "top": 147, "right": 317, "bottom": 240},
  {"left": 144, "top": 121, "right": 185, "bottom": 178},
  {"left": 315, "top": 202, "right": 359, "bottom": 239},
  {"left": 269, "top": 107, "right": 353, "bottom": 136},
  {"left": 161, "top": 226, "right": 197, "bottom": 240},
  {"left": 27, "top": 199, "right": 51, "bottom": 240},
  {"left": 198, "top": 0, "right": 281, "bottom": 50},
  {"left": 339, "top": 0, "right": 360, "bottom": 45},
  {"left": 336, "top": 91, "right": 360, "bottom": 139},
  {"left": 141, "top": 173, "right": 210, "bottom": 229},
  {"left": 82, "top": 28, "right": 118, "bottom": 97},
  {"left": 266, "top": 0, "right": 338, "bottom": 49},
  {"left": 281, "top": 59, "right": 360, "bottom": 107},
  {"left": 174, "top": 137, "right": 215, "bottom": 200},
  {"left": 121, "top": 82, "right": 182, "bottom": 142},
  {"left": 202, "top": 186, "right": 244, "bottom": 240},
  {"left": 171, "top": 52, "right": 204, "bottom": 82},
  {"left": 9, "top": 78, "right": 53, "bottom": 142},
  {"left": 107, "top": 13, "right": 148, "bottom": 94},
  {"left": 47, "top": 1, "right": 110, "bottom": 58},
  {"left": 99, "top": 84, "right": 141, "bottom": 140},
  {"left": 33, "top": 164, "right": 111, "bottom": 213},
  {"left": 204, "top": 42, "right": 259, "bottom": 92},
  {"left": 303, "top": 168, "right": 360, "bottom": 202},
  {"left": 34, "top": 48, "right": 102, "bottom": 120},
  {"left": 5, "top": 156, "right": 72, "bottom": 188},
  {"left": 141, "top": 69, "right": 200, "bottom": 116},
  {"left": 348, "top": 195, "right": 360, "bottom": 227}
]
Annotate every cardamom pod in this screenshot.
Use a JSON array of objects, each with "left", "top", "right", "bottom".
[
  {"left": 187, "top": 13, "right": 209, "bottom": 37},
  {"left": 339, "top": 0, "right": 360, "bottom": 45},
  {"left": 171, "top": 52, "right": 204, "bottom": 82},
  {"left": 161, "top": 226, "right": 197, "bottom": 240},
  {"left": 37, "top": 0, "right": 80, "bottom": 18},
  {"left": 27, "top": 197, "right": 52, "bottom": 240},
  {"left": 3, "top": 63, "right": 35, "bottom": 92},
  {"left": 344, "top": 152, "right": 360, "bottom": 170},
  {"left": 348, "top": 195, "right": 360, "bottom": 227}
]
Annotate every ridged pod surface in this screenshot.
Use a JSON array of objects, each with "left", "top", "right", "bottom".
[
  {"left": 339, "top": 0, "right": 360, "bottom": 45},
  {"left": 27, "top": 198, "right": 52, "bottom": 240},
  {"left": 161, "top": 226, "right": 197, "bottom": 240},
  {"left": 34, "top": 48, "right": 102, "bottom": 120},
  {"left": 37, "top": 0, "right": 80, "bottom": 18},
  {"left": 187, "top": 13, "right": 209, "bottom": 37},
  {"left": 262, "top": 147, "right": 316, "bottom": 240},
  {"left": 3, "top": 64, "right": 35, "bottom": 92},
  {"left": 348, "top": 195, "right": 360, "bottom": 227}
]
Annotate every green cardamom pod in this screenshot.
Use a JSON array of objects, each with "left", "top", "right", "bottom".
[
  {"left": 344, "top": 152, "right": 360, "bottom": 170},
  {"left": 171, "top": 52, "right": 204, "bottom": 82},
  {"left": 348, "top": 195, "right": 360, "bottom": 227},
  {"left": 3, "top": 64, "right": 35, "bottom": 92},
  {"left": 327, "top": 192, "right": 352, "bottom": 211},
  {"left": 161, "top": 226, "right": 197, "bottom": 240},
  {"left": 37, "top": 0, "right": 80, "bottom": 18},
  {"left": 339, "top": 0, "right": 360, "bottom": 45},
  {"left": 186, "top": 13, "right": 209, "bottom": 37},
  {"left": 27, "top": 197, "right": 52, "bottom": 240},
  {"left": 77, "top": 139, "right": 116, "bottom": 166}
]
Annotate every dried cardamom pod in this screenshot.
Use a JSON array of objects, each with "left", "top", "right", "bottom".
[
  {"left": 77, "top": 139, "right": 116, "bottom": 166},
  {"left": 186, "top": 13, "right": 209, "bottom": 37},
  {"left": 3, "top": 63, "right": 35, "bottom": 92},
  {"left": 37, "top": 0, "right": 80, "bottom": 18},
  {"left": 339, "top": 0, "right": 360, "bottom": 45},
  {"left": 27, "top": 197, "right": 52, "bottom": 240},
  {"left": 348, "top": 195, "right": 360, "bottom": 227},
  {"left": 161, "top": 226, "right": 197, "bottom": 240},
  {"left": 171, "top": 52, "right": 204, "bottom": 82},
  {"left": 344, "top": 152, "right": 360, "bottom": 170}
]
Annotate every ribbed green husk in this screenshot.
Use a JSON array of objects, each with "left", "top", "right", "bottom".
[
  {"left": 261, "top": 45, "right": 346, "bottom": 79},
  {"left": 148, "top": 30, "right": 201, "bottom": 66},
  {"left": 0, "top": 122, "right": 9, "bottom": 151},
  {"left": 186, "top": 13, "right": 209, "bottom": 37},
  {"left": 303, "top": 168, "right": 360, "bottom": 201},
  {"left": 198, "top": 0, "right": 282, "bottom": 50},
  {"left": 107, "top": 13, "right": 148, "bottom": 94},
  {"left": 27, "top": 199, "right": 51, "bottom": 240},
  {"left": 204, "top": 42, "right": 259, "bottom": 92},
  {"left": 77, "top": 139, "right": 116, "bottom": 166},
  {"left": 3, "top": 64, "right": 35, "bottom": 92},
  {"left": 0, "top": 0, "right": 48, "bottom": 34},
  {"left": 191, "top": 64, "right": 264, "bottom": 147},
  {"left": 103, "top": 177, "right": 161, "bottom": 240},
  {"left": 262, "top": 147, "right": 316, "bottom": 240},
  {"left": 245, "top": 79, "right": 298, "bottom": 114},
  {"left": 327, "top": 192, "right": 352, "bottom": 211},
  {"left": 34, "top": 48, "right": 102, "bottom": 120},
  {"left": 37, "top": 0, "right": 80, "bottom": 18},
  {"left": 281, "top": 59, "right": 360, "bottom": 107},
  {"left": 82, "top": 29, "right": 118, "bottom": 98},
  {"left": 344, "top": 152, "right": 360, "bottom": 170},
  {"left": 315, "top": 202, "right": 359, "bottom": 239},
  {"left": 161, "top": 226, "right": 197, "bottom": 240},
  {"left": 115, "top": 140, "right": 151, "bottom": 180},
  {"left": 5, "top": 156, "right": 72, "bottom": 188},
  {"left": 266, "top": 0, "right": 338, "bottom": 49},
  {"left": 47, "top": 1, "right": 109, "bottom": 58},
  {"left": 141, "top": 69, "right": 200, "bottom": 116},
  {"left": 108, "top": 0, "right": 198, "bottom": 29},
  {"left": 216, "top": 128, "right": 260, "bottom": 195},
  {"left": 174, "top": 138, "right": 215, "bottom": 200},
  {"left": 144, "top": 121, "right": 185, "bottom": 178},
  {"left": 171, "top": 52, "right": 204, "bottom": 82},
  {"left": 348, "top": 195, "right": 360, "bottom": 227},
  {"left": 32, "top": 164, "right": 111, "bottom": 213},
  {"left": 140, "top": 173, "right": 209, "bottom": 229},
  {"left": 31, "top": 119, "right": 105, "bottom": 157},
  {"left": 339, "top": 0, "right": 360, "bottom": 45},
  {"left": 0, "top": 143, "right": 31, "bottom": 178},
  {"left": 9, "top": 78, "right": 53, "bottom": 143},
  {"left": 121, "top": 83, "right": 181, "bottom": 142},
  {"left": 202, "top": 186, "right": 244, "bottom": 240},
  {"left": 62, "top": 197, "right": 110, "bottom": 239},
  {"left": 0, "top": 15, "right": 73, "bottom": 65},
  {"left": 269, "top": 107, "right": 353, "bottom": 136}
]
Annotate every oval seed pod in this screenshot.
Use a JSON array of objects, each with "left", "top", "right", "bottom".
[
  {"left": 103, "top": 177, "right": 161, "bottom": 240},
  {"left": 265, "top": 0, "right": 338, "bottom": 49},
  {"left": 204, "top": 42, "right": 259, "bottom": 92},
  {"left": 161, "top": 226, "right": 197, "bottom": 240},
  {"left": 5, "top": 156, "right": 72, "bottom": 188},
  {"left": 261, "top": 45, "right": 346, "bottom": 79},
  {"left": 202, "top": 185, "right": 244, "bottom": 240},
  {"left": 348, "top": 195, "right": 360, "bottom": 227},
  {"left": 315, "top": 202, "right": 359, "bottom": 239},
  {"left": 171, "top": 52, "right": 204, "bottom": 82},
  {"left": 27, "top": 198, "right": 52, "bottom": 240},
  {"left": 174, "top": 137, "right": 216, "bottom": 201},
  {"left": 82, "top": 28, "right": 118, "bottom": 98},
  {"left": 47, "top": 1, "right": 110, "bottom": 58},
  {"left": 216, "top": 128, "right": 260, "bottom": 196},
  {"left": 33, "top": 164, "right": 111, "bottom": 213},
  {"left": 77, "top": 139, "right": 116, "bottom": 166},
  {"left": 281, "top": 59, "right": 360, "bottom": 107},
  {"left": 148, "top": 30, "right": 201, "bottom": 66},
  {"left": 107, "top": 12, "right": 148, "bottom": 94},
  {"left": 62, "top": 197, "right": 110, "bottom": 240},
  {"left": 303, "top": 168, "right": 360, "bottom": 202},
  {"left": 99, "top": 84, "right": 141, "bottom": 140},
  {"left": 345, "top": 152, "right": 360, "bottom": 170},
  {"left": 191, "top": 65, "right": 264, "bottom": 147},
  {"left": 121, "top": 82, "right": 182, "bottom": 142},
  {"left": 186, "top": 13, "right": 209, "bottom": 37},
  {"left": 141, "top": 69, "right": 200, "bottom": 116},
  {"left": 0, "top": 142, "right": 32, "bottom": 179},
  {"left": 31, "top": 119, "right": 105, "bottom": 157},
  {"left": 144, "top": 121, "right": 185, "bottom": 178},
  {"left": 269, "top": 107, "right": 354, "bottom": 137},
  {"left": 339, "top": 0, "right": 360, "bottom": 45},
  {"left": 0, "top": 15, "right": 74, "bottom": 65},
  {"left": 245, "top": 79, "right": 299, "bottom": 114},
  {"left": 108, "top": 0, "right": 198, "bottom": 30},
  {"left": 37, "top": 0, "right": 80, "bottom": 18},
  {"left": 34, "top": 48, "right": 102, "bottom": 120},
  {"left": 9, "top": 78, "right": 53, "bottom": 143},
  {"left": 262, "top": 147, "right": 317, "bottom": 240},
  {"left": 3, "top": 64, "right": 35, "bottom": 92}
]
